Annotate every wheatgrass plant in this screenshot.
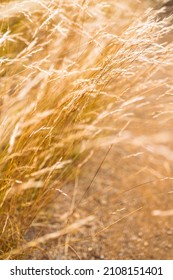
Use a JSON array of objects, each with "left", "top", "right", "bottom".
[{"left": 0, "top": 0, "right": 173, "bottom": 259}]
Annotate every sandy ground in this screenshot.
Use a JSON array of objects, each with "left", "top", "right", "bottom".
[{"left": 26, "top": 141, "right": 173, "bottom": 260}]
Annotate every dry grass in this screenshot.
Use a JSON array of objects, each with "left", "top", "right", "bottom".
[{"left": 0, "top": 0, "right": 173, "bottom": 259}]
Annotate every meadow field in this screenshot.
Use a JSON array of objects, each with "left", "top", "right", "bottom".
[{"left": 0, "top": 0, "right": 173, "bottom": 259}]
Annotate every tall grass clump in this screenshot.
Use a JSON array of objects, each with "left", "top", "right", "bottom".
[{"left": 0, "top": 0, "right": 173, "bottom": 259}]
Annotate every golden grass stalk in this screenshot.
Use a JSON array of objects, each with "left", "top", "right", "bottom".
[{"left": 0, "top": 0, "right": 173, "bottom": 259}]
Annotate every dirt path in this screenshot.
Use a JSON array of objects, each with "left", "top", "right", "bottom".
[{"left": 27, "top": 140, "right": 173, "bottom": 260}]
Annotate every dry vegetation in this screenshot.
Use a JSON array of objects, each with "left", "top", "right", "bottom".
[{"left": 0, "top": 0, "right": 173, "bottom": 259}]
